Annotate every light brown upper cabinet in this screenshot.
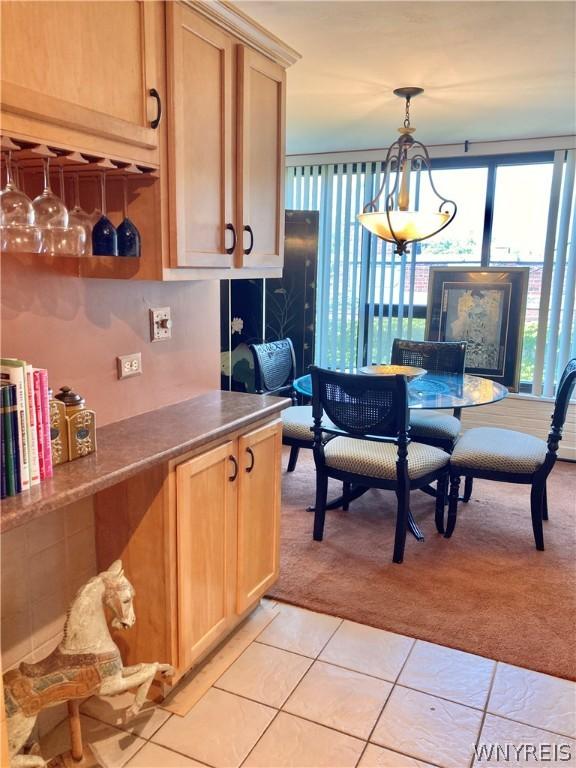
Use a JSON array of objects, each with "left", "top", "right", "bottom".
[
  {"left": 166, "top": 3, "right": 289, "bottom": 272},
  {"left": 237, "top": 49, "right": 286, "bottom": 270},
  {"left": 0, "top": 1, "right": 164, "bottom": 165},
  {"left": 166, "top": 4, "right": 235, "bottom": 269}
]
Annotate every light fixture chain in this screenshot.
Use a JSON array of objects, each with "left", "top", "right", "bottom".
[{"left": 404, "top": 97, "right": 411, "bottom": 129}]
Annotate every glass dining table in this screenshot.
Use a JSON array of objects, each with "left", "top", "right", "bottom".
[
  {"left": 293, "top": 370, "right": 508, "bottom": 539},
  {"left": 293, "top": 370, "right": 508, "bottom": 414}
]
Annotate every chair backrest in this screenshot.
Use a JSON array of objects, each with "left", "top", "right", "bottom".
[
  {"left": 391, "top": 338, "right": 467, "bottom": 374},
  {"left": 250, "top": 338, "right": 296, "bottom": 395},
  {"left": 310, "top": 367, "right": 409, "bottom": 439},
  {"left": 549, "top": 358, "right": 576, "bottom": 451}
]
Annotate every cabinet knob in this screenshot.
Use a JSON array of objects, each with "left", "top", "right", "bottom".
[
  {"left": 243, "top": 225, "right": 254, "bottom": 256},
  {"left": 246, "top": 447, "right": 255, "bottom": 473},
  {"left": 228, "top": 455, "right": 238, "bottom": 482},
  {"left": 225, "top": 223, "right": 237, "bottom": 255},
  {"left": 149, "top": 88, "right": 162, "bottom": 129}
]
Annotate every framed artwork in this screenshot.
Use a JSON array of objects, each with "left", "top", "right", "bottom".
[{"left": 425, "top": 267, "right": 530, "bottom": 391}]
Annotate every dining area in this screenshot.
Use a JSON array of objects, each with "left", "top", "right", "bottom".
[
  {"left": 250, "top": 337, "right": 576, "bottom": 564},
  {"left": 247, "top": 333, "right": 576, "bottom": 692}
]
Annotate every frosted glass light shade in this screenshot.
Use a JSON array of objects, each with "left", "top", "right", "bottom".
[{"left": 357, "top": 210, "right": 451, "bottom": 244}]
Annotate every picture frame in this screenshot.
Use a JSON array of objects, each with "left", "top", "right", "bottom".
[{"left": 425, "top": 267, "right": 530, "bottom": 391}]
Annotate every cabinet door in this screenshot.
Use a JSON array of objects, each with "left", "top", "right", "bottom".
[
  {"left": 176, "top": 442, "right": 237, "bottom": 670},
  {"left": 237, "top": 421, "right": 282, "bottom": 613},
  {"left": 167, "top": 4, "right": 234, "bottom": 268},
  {"left": 0, "top": 1, "right": 161, "bottom": 160},
  {"left": 237, "top": 47, "right": 286, "bottom": 269}
]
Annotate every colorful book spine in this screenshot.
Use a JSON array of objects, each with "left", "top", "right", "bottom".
[
  {"left": 25, "top": 365, "right": 40, "bottom": 486},
  {"left": 0, "top": 361, "right": 30, "bottom": 491},
  {"left": 33, "top": 369, "right": 46, "bottom": 480},
  {"left": 33, "top": 368, "right": 53, "bottom": 480},
  {"left": 1, "top": 391, "right": 5, "bottom": 500},
  {"left": 1, "top": 383, "right": 21, "bottom": 496}
]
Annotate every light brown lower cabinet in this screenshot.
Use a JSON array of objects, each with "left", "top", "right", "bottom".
[{"left": 95, "top": 418, "right": 282, "bottom": 685}]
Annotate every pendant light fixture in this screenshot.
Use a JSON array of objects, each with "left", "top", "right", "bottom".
[{"left": 357, "top": 87, "right": 456, "bottom": 255}]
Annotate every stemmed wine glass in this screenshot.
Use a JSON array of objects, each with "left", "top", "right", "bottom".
[
  {"left": 0, "top": 152, "right": 42, "bottom": 252},
  {"left": 32, "top": 157, "right": 69, "bottom": 228},
  {"left": 67, "top": 174, "right": 92, "bottom": 256},
  {"left": 92, "top": 173, "right": 117, "bottom": 256},
  {"left": 116, "top": 176, "right": 140, "bottom": 257},
  {"left": 1, "top": 151, "right": 35, "bottom": 225}
]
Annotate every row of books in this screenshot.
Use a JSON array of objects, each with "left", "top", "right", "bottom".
[{"left": 1, "top": 359, "right": 53, "bottom": 498}]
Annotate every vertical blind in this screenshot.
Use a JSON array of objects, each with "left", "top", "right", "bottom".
[
  {"left": 285, "top": 161, "right": 423, "bottom": 371},
  {"left": 285, "top": 150, "right": 575, "bottom": 396}
]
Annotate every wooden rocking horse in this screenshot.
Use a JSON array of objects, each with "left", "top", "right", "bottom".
[{"left": 3, "top": 560, "right": 173, "bottom": 767}]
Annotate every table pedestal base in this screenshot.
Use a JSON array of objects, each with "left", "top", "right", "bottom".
[{"left": 307, "top": 485, "right": 425, "bottom": 541}]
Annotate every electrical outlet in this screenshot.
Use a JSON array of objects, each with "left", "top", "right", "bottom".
[
  {"left": 150, "top": 307, "right": 172, "bottom": 342},
  {"left": 117, "top": 352, "right": 142, "bottom": 379}
]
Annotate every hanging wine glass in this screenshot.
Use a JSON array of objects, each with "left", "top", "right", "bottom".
[
  {"left": 92, "top": 173, "right": 117, "bottom": 256},
  {"left": 116, "top": 176, "right": 140, "bottom": 257},
  {"left": 32, "top": 157, "right": 69, "bottom": 227},
  {"left": 89, "top": 176, "right": 102, "bottom": 227},
  {"left": 67, "top": 174, "right": 92, "bottom": 256},
  {"left": 0, "top": 151, "right": 35, "bottom": 226},
  {"left": 0, "top": 152, "right": 42, "bottom": 253}
]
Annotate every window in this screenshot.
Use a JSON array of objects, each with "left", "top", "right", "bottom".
[{"left": 285, "top": 150, "right": 575, "bottom": 395}]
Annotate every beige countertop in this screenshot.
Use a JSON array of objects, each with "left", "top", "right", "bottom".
[{"left": 1, "top": 390, "right": 289, "bottom": 533}]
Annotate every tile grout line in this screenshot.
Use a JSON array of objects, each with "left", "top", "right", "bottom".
[
  {"left": 239, "top": 709, "right": 283, "bottom": 768},
  {"left": 468, "top": 659, "right": 500, "bottom": 768},
  {"left": 355, "top": 636, "right": 418, "bottom": 767}
]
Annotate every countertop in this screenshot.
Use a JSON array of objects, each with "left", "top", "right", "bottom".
[{"left": 1, "top": 390, "right": 289, "bottom": 533}]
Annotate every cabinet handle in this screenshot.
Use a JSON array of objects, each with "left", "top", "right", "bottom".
[
  {"left": 246, "top": 447, "right": 255, "bottom": 473},
  {"left": 149, "top": 88, "right": 162, "bottom": 129},
  {"left": 243, "top": 225, "right": 254, "bottom": 256},
  {"left": 225, "top": 223, "right": 237, "bottom": 255},
  {"left": 228, "top": 455, "right": 238, "bottom": 482}
]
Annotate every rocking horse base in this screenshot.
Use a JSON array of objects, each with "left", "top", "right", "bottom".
[{"left": 47, "top": 744, "right": 100, "bottom": 768}]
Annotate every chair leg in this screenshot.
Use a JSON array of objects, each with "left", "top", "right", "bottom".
[
  {"left": 435, "top": 472, "right": 448, "bottom": 534},
  {"left": 462, "top": 476, "right": 473, "bottom": 502},
  {"left": 342, "top": 482, "right": 351, "bottom": 511},
  {"left": 393, "top": 481, "right": 410, "bottom": 564},
  {"left": 530, "top": 481, "right": 545, "bottom": 551},
  {"left": 287, "top": 446, "right": 300, "bottom": 473},
  {"left": 313, "top": 470, "right": 329, "bottom": 541},
  {"left": 542, "top": 482, "right": 548, "bottom": 521},
  {"left": 445, "top": 473, "right": 461, "bottom": 538}
]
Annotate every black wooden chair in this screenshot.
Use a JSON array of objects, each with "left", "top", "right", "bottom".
[
  {"left": 310, "top": 367, "right": 450, "bottom": 563},
  {"left": 444, "top": 358, "right": 576, "bottom": 550},
  {"left": 250, "top": 338, "right": 314, "bottom": 472},
  {"left": 391, "top": 338, "right": 472, "bottom": 501}
]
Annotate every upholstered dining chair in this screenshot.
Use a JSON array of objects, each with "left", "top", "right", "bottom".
[
  {"left": 250, "top": 338, "right": 313, "bottom": 472},
  {"left": 391, "top": 338, "right": 471, "bottom": 500},
  {"left": 310, "top": 367, "right": 450, "bottom": 563},
  {"left": 444, "top": 358, "right": 576, "bottom": 550}
]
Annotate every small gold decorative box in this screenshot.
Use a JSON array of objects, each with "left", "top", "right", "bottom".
[
  {"left": 49, "top": 392, "right": 69, "bottom": 466},
  {"left": 54, "top": 386, "right": 97, "bottom": 461}
]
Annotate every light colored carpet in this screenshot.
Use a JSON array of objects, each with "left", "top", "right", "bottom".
[{"left": 269, "top": 448, "right": 576, "bottom": 680}]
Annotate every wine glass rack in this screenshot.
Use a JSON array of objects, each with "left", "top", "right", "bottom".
[{"left": 1, "top": 134, "right": 160, "bottom": 279}]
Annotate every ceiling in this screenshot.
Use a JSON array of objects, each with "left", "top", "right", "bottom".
[{"left": 235, "top": 1, "right": 576, "bottom": 155}]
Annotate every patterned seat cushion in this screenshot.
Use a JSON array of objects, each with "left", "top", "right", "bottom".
[
  {"left": 409, "top": 409, "right": 461, "bottom": 441},
  {"left": 451, "top": 427, "right": 547, "bottom": 474},
  {"left": 282, "top": 405, "right": 315, "bottom": 442},
  {"left": 324, "top": 436, "right": 449, "bottom": 480},
  {"left": 282, "top": 406, "right": 340, "bottom": 443}
]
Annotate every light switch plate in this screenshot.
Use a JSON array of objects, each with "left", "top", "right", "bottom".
[
  {"left": 117, "top": 352, "right": 142, "bottom": 379},
  {"left": 150, "top": 307, "right": 172, "bottom": 342}
]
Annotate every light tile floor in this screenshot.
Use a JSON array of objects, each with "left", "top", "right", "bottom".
[{"left": 41, "top": 600, "right": 576, "bottom": 768}]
